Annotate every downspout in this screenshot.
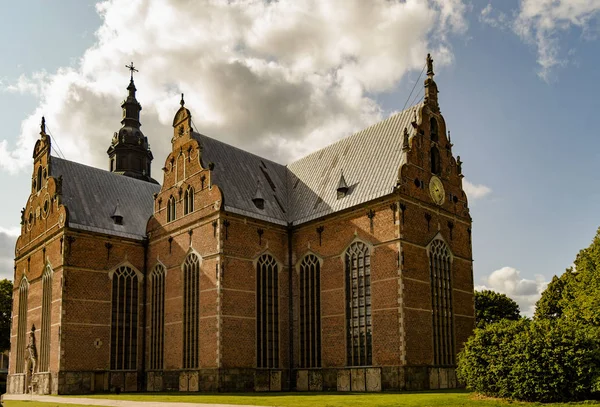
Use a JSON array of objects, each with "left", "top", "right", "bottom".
[
  {"left": 287, "top": 223, "right": 294, "bottom": 391},
  {"left": 141, "top": 238, "right": 148, "bottom": 391}
]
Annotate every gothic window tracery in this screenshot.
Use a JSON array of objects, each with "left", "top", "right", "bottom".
[
  {"left": 256, "top": 254, "right": 279, "bottom": 368},
  {"left": 39, "top": 265, "right": 53, "bottom": 372},
  {"left": 16, "top": 278, "right": 28, "bottom": 374},
  {"left": 184, "top": 186, "right": 194, "bottom": 215},
  {"left": 110, "top": 266, "right": 139, "bottom": 370},
  {"left": 150, "top": 264, "right": 165, "bottom": 370},
  {"left": 183, "top": 253, "right": 200, "bottom": 369},
  {"left": 299, "top": 254, "right": 321, "bottom": 368},
  {"left": 429, "top": 238, "right": 455, "bottom": 366},
  {"left": 345, "top": 241, "right": 372, "bottom": 366},
  {"left": 167, "top": 195, "right": 176, "bottom": 222}
]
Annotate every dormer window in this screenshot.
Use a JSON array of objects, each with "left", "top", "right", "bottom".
[
  {"left": 184, "top": 186, "right": 194, "bottom": 215},
  {"left": 430, "top": 117, "right": 439, "bottom": 143},
  {"left": 337, "top": 171, "right": 349, "bottom": 199},
  {"left": 111, "top": 203, "right": 123, "bottom": 225},
  {"left": 167, "top": 195, "right": 176, "bottom": 222},
  {"left": 252, "top": 179, "right": 265, "bottom": 210}
]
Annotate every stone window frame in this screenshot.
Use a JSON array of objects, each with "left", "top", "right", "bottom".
[
  {"left": 108, "top": 262, "right": 143, "bottom": 371},
  {"left": 427, "top": 233, "right": 455, "bottom": 366},
  {"left": 255, "top": 252, "right": 281, "bottom": 369},
  {"left": 182, "top": 250, "right": 202, "bottom": 369},
  {"left": 150, "top": 262, "right": 167, "bottom": 370},
  {"left": 297, "top": 252, "right": 323, "bottom": 368},
  {"left": 16, "top": 276, "right": 29, "bottom": 374},
  {"left": 38, "top": 263, "right": 53, "bottom": 373},
  {"left": 344, "top": 240, "right": 373, "bottom": 367}
]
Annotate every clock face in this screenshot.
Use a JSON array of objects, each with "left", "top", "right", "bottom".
[{"left": 429, "top": 176, "right": 445, "bottom": 205}]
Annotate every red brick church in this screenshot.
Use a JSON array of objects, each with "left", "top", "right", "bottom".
[{"left": 8, "top": 55, "right": 474, "bottom": 394}]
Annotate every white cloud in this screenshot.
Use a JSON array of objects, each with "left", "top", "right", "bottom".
[
  {"left": 513, "top": 0, "right": 600, "bottom": 80},
  {"left": 0, "top": 229, "right": 18, "bottom": 281},
  {"left": 479, "top": 3, "right": 509, "bottom": 29},
  {"left": 476, "top": 266, "right": 549, "bottom": 316},
  {"left": 463, "top": 179, "right": 492, "bottom": 200},
  {"left": 0, "top": 0, "right": 468, "bottom": 175}
]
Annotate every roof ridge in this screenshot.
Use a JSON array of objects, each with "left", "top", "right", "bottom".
[{"left": 50, "top": 156, "right": 162, "bottom": 187}]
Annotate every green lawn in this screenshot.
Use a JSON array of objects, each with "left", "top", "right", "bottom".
[{"left": 4, "top": 390, "right": 600, "bottom": 407}]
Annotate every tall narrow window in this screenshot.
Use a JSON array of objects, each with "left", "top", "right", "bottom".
[
  {"left": 299, "top": 254, "right": 321, "bottom": 368},
  {"left": 256, "top": 254, "right": 279, "bottom": 368},
  {"left": 184, "top": 187, "right": 194, "bottom": 215},
  {"left": 167, "top": 196, "right": 176, "bottom": 222},
  {"left": 183, "top": 253, "right": 200, "bottom": 369},
  {"left": 345, "top": 241, "right": 372, "bottom": 366},
  {"left": 150, "top": 264, "right": 166, "bottom": 370},
  {"left": 16, "top": 278, "right": 28, "bottom": 373},
  {"left": 39, "top": 265, "right": 53, "bottom": 372},
  {"left": 430, "top": 117, "right": 439, "bottom": 142},
  {"left": 36, "top": 167, "right": 42, "bottom": 192},
  {"left": 431, "top": 146, "right": 441, "bottom": 175},
  {"left": 110, "top": 266, "right": 139, "bottom": 370},
  {"left": 429, "top": 238, "right": 454, "bottom": 366}
]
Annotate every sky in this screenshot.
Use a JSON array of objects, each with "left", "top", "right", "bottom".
[{"left": 1, "top": 0, "right": 599, "bottom": 315}]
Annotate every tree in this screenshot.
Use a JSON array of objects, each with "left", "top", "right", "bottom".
[
  {"left": 534, "top": 271, "right": 575, "bottom": 320},
  {"left": 474, "top": 289, "right": 520, "bottom": 327},
  {"left": 0, "top": 279, "right": 12, "bottom": 351},
  {"left": 457, "top": 318, "right": 600, "bottom": 402}
]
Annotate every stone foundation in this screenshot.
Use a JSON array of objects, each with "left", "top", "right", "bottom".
[{"left": 7, "top": 372, "right": 57, "bottom": 395}]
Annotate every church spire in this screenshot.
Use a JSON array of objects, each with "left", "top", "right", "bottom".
[
  {"left": 424, "top": 53, "right": 440, "bottom": 112},
  {"left": 106, "top": 63, "right": 157, "bottom": 184}
]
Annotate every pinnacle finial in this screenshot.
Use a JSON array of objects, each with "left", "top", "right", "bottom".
[
  {"left": 125, "top": 62, "right": 138, "bottom": 80},
  {"left": 40, "top": 116, "right": 46, "bottom": 134},
  {"left": 402, "top": 127, "right": 410, "bottom": 151},
  {"left": 180, "top": 93, "right": 185, "bottom": 107},
  {"left": 426, "top": 53, "right": 434, "bottom": 78}
]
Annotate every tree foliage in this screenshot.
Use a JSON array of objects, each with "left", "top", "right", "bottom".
[
  {"left": 474, "top": 289, "right": 520, "bottom": 327},
  {"left": 457, "top": 318, "right": 600, "bottom": 402},
  {"left": 0, "top": 279, "right": 12, "bottom": 352}
]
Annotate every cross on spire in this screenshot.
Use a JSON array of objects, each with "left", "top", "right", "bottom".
[{"left": 125, "top": 62, "right": 138, "bottom": 80}]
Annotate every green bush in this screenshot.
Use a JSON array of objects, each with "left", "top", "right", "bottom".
[{"left": 457, "top": 318, "right": 600, "bottom": 402}]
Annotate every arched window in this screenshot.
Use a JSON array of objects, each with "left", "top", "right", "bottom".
[
  {"left": 430, "top": 146, "right": 441, "bottom": 175},
  {"left": 110, "top": 266, "right": 139, "bottom": 370},
  {"left": 183, "top": 253, "right": 200, "bottom": 369},
  {"left": 184, "top": 186, "right": 194, "bottom": 215},
  {"left": 299, "top": 254, "right": 321, "bottom": 368},
  {"left": 429, "top": 239, "right": 454, "bottom": 366},
  {"left": 16, "top": 278, "right": 28, "bottom": 373},
  {"left": 167, "top": 196, "right": 176, "bottom": 222},
  {"left": 150, "top": 264, "right": 166, "bottom": 370},
  {"left": 36, "top": 167, "right": 43, "bottom": 192},
  {"left": 256, "top": 254, "right": 279, "bottom": 368},
  {"left": 39, "top": 265, "right": 53, "bottom": 372},
  {"left": 345, "top": 241, "right": 372, "bottom": 366},
  {"left": 430, "top": 117, "right": 439, "bottom": 143}
]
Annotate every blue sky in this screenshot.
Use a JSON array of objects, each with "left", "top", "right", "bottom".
[{"left": 1, "top": 0, "right": 599, "bottom": 314}]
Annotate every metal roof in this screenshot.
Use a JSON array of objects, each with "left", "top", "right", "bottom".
[
  {"left": 287, "top": 105, "right": 417, "bottom": 225},
  {"left": 193, "top": 133, "right": 290, "bottom": 225},
  {"left": 48, "top": 104, "right": 418, "bottom": 235},
  {"left": 50, "top": 157, "right": 161, "bottom": 240},
  {"left": 192, "top": 105, "right": 418, "bottom": 225}
]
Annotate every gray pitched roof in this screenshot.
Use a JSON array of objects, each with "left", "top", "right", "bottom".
[
  {"left": 193, "top": 105, "right": 419, "bottom": 225},
  {"left": 287, "top": 106, "right": 417, "bottom": 224},
  {"left": 193, "top": 133, "right": 290, "bottom": 225},
  {"left": 50, "top": 157, "right": 161, "bottom": 239}
]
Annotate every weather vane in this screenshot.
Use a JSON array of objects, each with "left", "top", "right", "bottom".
[{"left": 125, "top": 62, "right": 138, "bottom": 80}]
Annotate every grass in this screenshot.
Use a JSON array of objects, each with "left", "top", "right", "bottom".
[{"left": 3, "top": 390, "right": 600, "bottom": 407}]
